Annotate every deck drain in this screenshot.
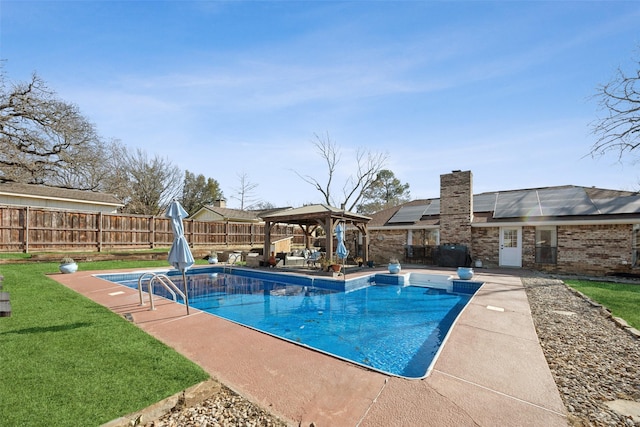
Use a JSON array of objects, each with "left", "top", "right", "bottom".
[
  {"left": 486, "top": 305, "right": 504, "bottom": 312},
  {"left": 108, "top": 291, "right": 125, "bottom": 296},
  {"left": 552, "top": 310, "right": 576, "bottom": 316}
]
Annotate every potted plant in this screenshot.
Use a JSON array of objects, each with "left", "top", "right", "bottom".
[
  {"left": 328, "top": 256, "right": 343, "bottom": 272},
  {"left": 330, "top": 263, "right": 342, "bottom": 272},
  {"left": 207, "top": 252, "right": 218, "bottom": 264},
  {"left": 319, "top": 255, "right": 331, "bottom": 272},
  {"left": 354, "top": 256, "right": 363, "bottom": 267},
  {"left": 59, "top": 257, "right": 78, "bottom": 274},
  {"left": 388, "top": 257, "right": 401, "bottom": 274}
]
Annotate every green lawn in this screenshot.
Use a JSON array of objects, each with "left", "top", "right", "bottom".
[
  {"left": 0, "top": 260, "right": 209, "bottom": 426},
  {"left": 565, "top": 279, "right": 640, "bottom": 329}
]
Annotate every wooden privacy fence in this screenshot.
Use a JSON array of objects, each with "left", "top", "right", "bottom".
[{"left": 0, "top": 205, "right": 304, "bottom": 253}]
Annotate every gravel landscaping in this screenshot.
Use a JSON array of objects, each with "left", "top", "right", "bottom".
[
  {"left": 145, "top": 275, "right": 640, "bottom": 427},
  {"left": 523, "top": 276, "right": 640, "bottom": 427}
]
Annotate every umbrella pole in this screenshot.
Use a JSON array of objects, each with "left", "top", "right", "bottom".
[{"left": 182, "top": 271, "right": 190, "bottom": 315}]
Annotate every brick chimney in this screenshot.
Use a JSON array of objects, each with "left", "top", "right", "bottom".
[
  {"left": 439, "top": 170, "right": 473, "bottom": 247},
  {"left": 213, "top": 199, "right": 226, "bottom": 208}
]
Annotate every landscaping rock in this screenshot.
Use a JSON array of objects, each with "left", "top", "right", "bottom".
[{"left": 523, "top": 277, "right": 640, "bottom": 426}]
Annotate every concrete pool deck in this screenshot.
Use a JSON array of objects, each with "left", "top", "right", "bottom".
[{"left": 52, "top": 266, "right": 567, "bottom": 426}]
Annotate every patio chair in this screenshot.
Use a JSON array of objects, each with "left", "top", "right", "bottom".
[{"left": 307, "top": 251, "right": 322, "bottom": 268}]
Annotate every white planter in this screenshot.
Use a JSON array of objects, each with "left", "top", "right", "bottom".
[
  {"left": 59, "top": 263, "right": 78, "bottom": 274},
  {"left": 388, "top": 263, "right": 401, "bottom": 274},
  {"left": 457, "top": 267, "right": 474, "bottom": 280}
]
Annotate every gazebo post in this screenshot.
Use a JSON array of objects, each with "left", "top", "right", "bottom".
[
  {"left": 355, "top": 223, "right": 369, "bottom": 263},
  {"left": 263, "top": 221, "right": 273, "bottom": 264},
  {"left": 325, "top": 215, "right": 334, "bottom": 262}
]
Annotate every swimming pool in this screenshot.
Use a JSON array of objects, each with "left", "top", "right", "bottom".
[{"left": 96, "top": 267, "right": 482, "bottom": 379}]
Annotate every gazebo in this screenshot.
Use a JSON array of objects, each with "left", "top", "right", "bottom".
[{"left": 261, "top": 204, "right": 371, "bottom": 263}]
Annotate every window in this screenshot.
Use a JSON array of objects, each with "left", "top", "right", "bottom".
[
  {"left": 425, "top": 229, "right": 439, "bottom": 246},
  {"left": 535, "top": 226, "right": 557, "bottom": 264},
  {"left": 503, "top": 229, "right": 518, "bottom": 248}
]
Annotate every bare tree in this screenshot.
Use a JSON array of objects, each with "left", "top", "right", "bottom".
[
  {"left": 231, "top": 172, "right": 259, "bottom": 210},
  {"left": 591, "top": 50, "right": 640, "bottom": 160},
  {"left": 49, "top": 137, "right": 116, "bottom": 191},
  {"left": 117, "top": 149, "right": 182, "bottom": 215},
  {"left": 99, "top": 139, "right": 132, "bottom": 200},
  {"left": 295, "top": 132, "right": 388, "bottom": 211},
  {"left": 0, "top": 72, "right": 104, "bottom": 187}
]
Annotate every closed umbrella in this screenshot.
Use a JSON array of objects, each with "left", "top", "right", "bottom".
[
  {"left": 166, "top": 200, "right": 194, "bottom": 314},
  {"left": 335, "top": 223, "right": 349, "bottom": 273}
]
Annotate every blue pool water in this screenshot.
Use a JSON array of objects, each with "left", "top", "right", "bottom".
[{"left": 97, "top": 267, "right": 481, "bottom": 378}]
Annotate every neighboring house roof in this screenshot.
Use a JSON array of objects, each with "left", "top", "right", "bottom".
[
  {"left": 0, "top": 182, "right": 123, "bottom": 207},
  {"left": 192, "top": 205, "right": 262, "bottom": 222},
  {"left": 371, "top": 185, "right": 640, "bottom": 227}
]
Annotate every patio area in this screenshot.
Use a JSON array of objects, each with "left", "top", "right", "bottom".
[{"left": 52, "top": 266, "right": 567, "bottom": 427}]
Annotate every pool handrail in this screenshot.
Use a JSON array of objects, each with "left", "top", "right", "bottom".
[
  {"left": 137, "top": 272, "right": 176, "bottom": 305},
  {"left": 138, "top": 272, "right": 189, "bottom": 315}
]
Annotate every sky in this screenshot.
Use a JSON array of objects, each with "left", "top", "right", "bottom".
[{"left": 2, "top": 1, "right": 640, "bottom": 209}]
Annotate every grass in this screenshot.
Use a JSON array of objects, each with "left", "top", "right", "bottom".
[
  {"left": 0, "top": 252, "right": 31, "bottom": 260},
  {"left": 0, "top": 260, "right": 210, "bottom": 426},
  {"left": 565, "top": 279, "right": 640, "bottom": 329}
]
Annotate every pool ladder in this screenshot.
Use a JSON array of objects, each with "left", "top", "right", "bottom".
[
  {"left": 137, "top": 272, "right": 190, "bottom": 315},
  {"left": 225, "top": 252, "right": 242, "bottom": 273}
]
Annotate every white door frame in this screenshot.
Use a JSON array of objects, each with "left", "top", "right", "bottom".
[{"left": 499, "top": 227, "right": 522, "bottom": 267}]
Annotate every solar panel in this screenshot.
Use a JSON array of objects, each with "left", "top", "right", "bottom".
[
  {"left": 387, "top": 186, "right": 639, "bottom": 221},
  {"left": 592, "top": 196, "right": 640, "bottom": 214},
  {"left": 387, "top": 204, "right": 429, "bottom": 223},
  {"left": 422, "top": 199, "right": 440, "bottom": 215},
  {"left": 538, "top": 188, "right": 599, "bottom": 216},
  {"left": 493, "top": 190, "right": 542, "bottom": 218},
  {"left": 473, "top": 193, "right": 497, "bottom": 212}
]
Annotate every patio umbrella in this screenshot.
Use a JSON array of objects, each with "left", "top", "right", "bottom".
[
  {"left": 335, "top": 223, "right": 349, "bottom": 273},
  {"left": 166, "top": 199, "right": 194, "bottom": 314}
]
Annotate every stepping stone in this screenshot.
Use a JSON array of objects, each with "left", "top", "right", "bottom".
[{"left": 604, "top": 399, "right": 640, "bottom": 423}]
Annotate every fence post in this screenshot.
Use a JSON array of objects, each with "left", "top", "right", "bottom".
[
  {"left": 98, "top": 211, "right": 103, "bottom": 252},
  {"left": 150, "top": 215, "right": 155, "bottom": 249},
  {"left": 24, "top": 206, "right": 30, "bottom": 253},
  {"left": 188, "top": 219, "right": 194, "bottom": 246}
]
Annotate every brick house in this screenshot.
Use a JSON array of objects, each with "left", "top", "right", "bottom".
[{"left": 358, "top": 170, "right": 640, "bottom": 277}]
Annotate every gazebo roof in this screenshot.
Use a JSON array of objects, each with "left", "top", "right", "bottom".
[{"left": 261, "top": 204, "right": 371, "bottom": 226}]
